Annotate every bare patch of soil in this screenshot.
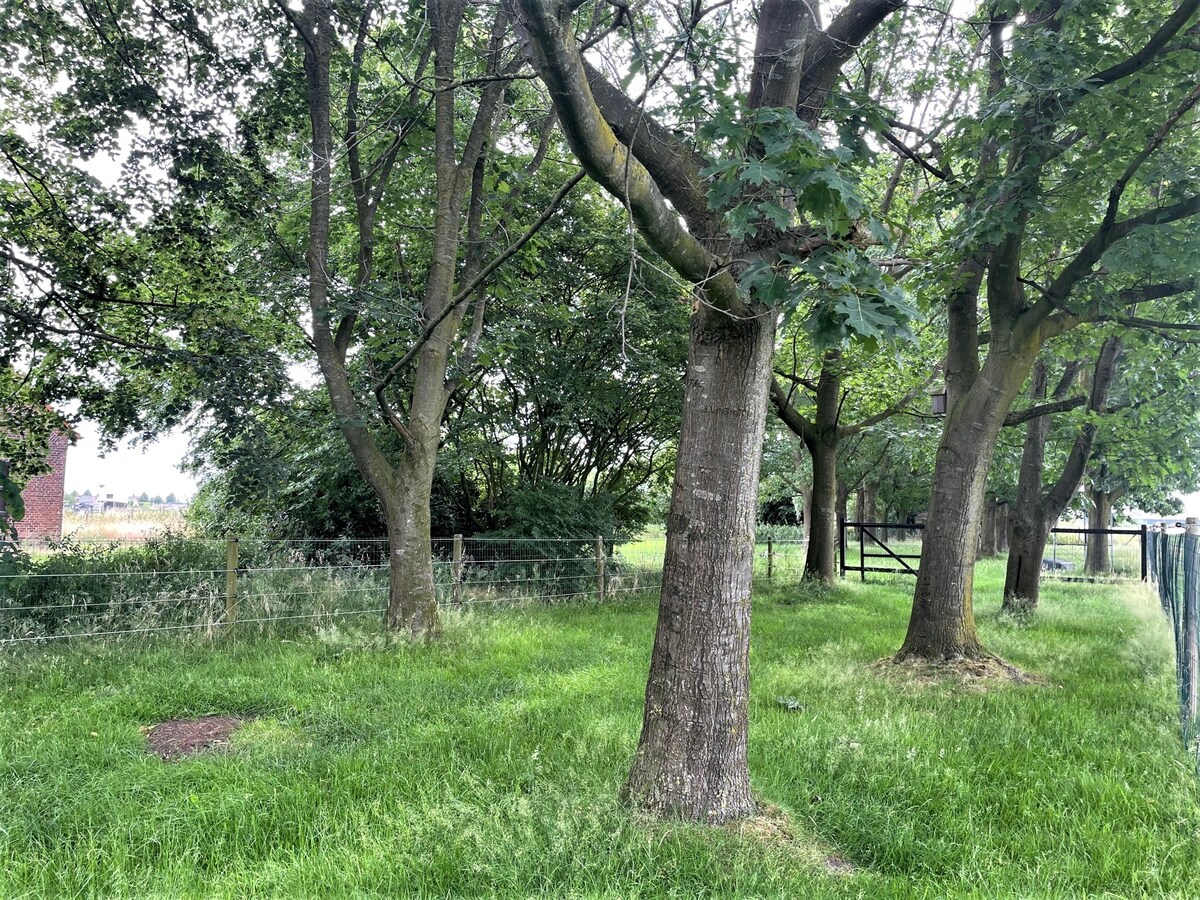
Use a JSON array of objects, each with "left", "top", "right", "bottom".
[
  {"left": 822, "top": 853, "right": 857, "bottom": 875},
  {"left": 873, "top": 654, "right": 1047, "bottom": 690},
  {"left": 144, "top": 715, "right": 246, "bottom": 760}
]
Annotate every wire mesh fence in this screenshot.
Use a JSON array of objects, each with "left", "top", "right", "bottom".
[
  {"left": 0, "top": 534, "right": 817, "bottom": 646},
  {"left": 1040, "top": 528, "right": 1147, "bottom": 581},
  {"left": 1147, "top": 525, "right": 1200, "bottom": 760},
  {"left": 0, "top": 536, "right": 388, "bottom": 645}
]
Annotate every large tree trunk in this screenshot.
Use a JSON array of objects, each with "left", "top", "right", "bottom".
[
  {"left": 1004, "top": 483, "right": 1051, "bottom": 611},
  {"left": 803, "top": 431, "right": 838, "bottom": 583},
  {"left": 1003, "top": 362, "right": 1053, "bottom": 611},
  {"left": 383, "top": 453, "right": 441, "bottom": 633},
  {"left": 977, "top": 494, "right": 999, "bottom": 559},
  {"left": 622, "top": 308, "right": 775, "bottom": 824},
  {"left": 1003, "top": 518, "right": 1050, "bottom": 609},
  {"left": 898, "top": 348, "right": 1034, "bottom": 660},
  {"left": 1085, "top": 487, "right": 1116, "bottom": 573},
  {"left": 1003, "top": 338, "right": 1122, "bottom": 609}
]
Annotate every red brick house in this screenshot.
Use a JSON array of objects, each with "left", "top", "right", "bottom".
[{"left": 13, "top": 432, "right": 68, "bottom": 541}]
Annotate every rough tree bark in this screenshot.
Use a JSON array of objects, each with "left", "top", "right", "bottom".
[
  {"left": 622, "top": 308, "right": 775, "bottom": 821},
  {"left": 516, "top": 0, "right": 904, "bottom": 820}
]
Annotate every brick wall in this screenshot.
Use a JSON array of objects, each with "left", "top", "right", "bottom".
[{"left": 14, "top": 432, "right": 68, "bottom": 541}]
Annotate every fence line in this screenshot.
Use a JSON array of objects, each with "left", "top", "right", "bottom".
[
  {"left": 838, "top": 519, "right": 1149, "bottom": 582},
  {"left": 1147, "top": 520, "right": 1200, "bottom": 760},
  {"left": 0, "top": 533, "right": 809, "bottom": 646}
]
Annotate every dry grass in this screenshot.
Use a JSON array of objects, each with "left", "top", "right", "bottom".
[
  {"left": 871, "top": 653, "right": 1050, "bottom": 691},
  {"left": 61, "top": 509, "right": 188, "bottom": 542}
]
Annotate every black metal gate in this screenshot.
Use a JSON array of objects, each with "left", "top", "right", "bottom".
[
  {"left": 839, "top": 519, "right": 924, "bottom": 580},
  {"left": 839, "top": 518, "right": 1150, "bottom": 582}
]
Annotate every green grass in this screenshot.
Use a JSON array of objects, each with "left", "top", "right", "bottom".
[{"left": 2, "top": 561, "right": 1198, "bottom": 898}]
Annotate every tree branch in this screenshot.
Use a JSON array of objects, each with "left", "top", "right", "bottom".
[
  {"left": 1003, "top": 395, "right": 1087, "bottom": 427},
  {"left": 374, "top": 168, "right": 587, "bottom": 395},
  {"left": 840, "top": 368, "right": 940, "bottom": 437},
  {"left": 795, "top": 0, "right": 906, "bottom": 125},
  {"left": 578, "top": 62, "right": 712, "bottom": 230},
  {"left": 515, "top": 0, "right": 744, "bottom": 312},
  {"left": 1081, "top": 0, "right": 1200, "bottom": 89},
  {"left": 770, "top": 378, "right": 816, "bottom": 442},
  {"left": 881, "top": 131, "right": 955, "bottom": 183}
]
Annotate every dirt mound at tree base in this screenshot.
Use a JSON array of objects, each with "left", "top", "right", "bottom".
[
  {"left": 144, "top": 715, "right": 246, "bottom": 760},
  {"left": 725, "top": 802, "right": 860, "bottom": 876},
  {"left": 874, "top": 655, "right": 1048, "bottom": 690}
]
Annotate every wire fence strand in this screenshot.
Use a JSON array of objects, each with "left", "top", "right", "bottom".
[{"left": 0, "top": 534, "right": 813, "bottom": 647}]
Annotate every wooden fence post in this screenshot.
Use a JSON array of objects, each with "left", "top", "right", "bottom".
[
  {"left": 767, "top": 538, "right": 774, "bottom": 579},
  {"left": 224, "top": 536, "right": 239, "bottom": 627},
  {"left": 595, "top": 536, "right": 605, "bottom": 601},
  {"left": 452, "top": 533, "right": 463, "bottom": 607}
]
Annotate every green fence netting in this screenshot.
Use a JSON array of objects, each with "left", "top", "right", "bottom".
[{"left": 1147, "top": 528, "right": 1200, "bottom": 758}]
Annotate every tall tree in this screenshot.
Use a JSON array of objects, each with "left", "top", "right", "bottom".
[
  {"left": 895, "top": 0, "right": 1200, "bottom": 660},
  {"left": 281, "top": 0, "right": 584, "bottom": 635},
  {"left": 1002, "top": 336, "right": 1122, "bottom": 610},
  {"left": 516, "top": 0, "right": 909, "bottom": 821},
  {"left": 770, "top": 335, "right": 935, "bottom": 582}
]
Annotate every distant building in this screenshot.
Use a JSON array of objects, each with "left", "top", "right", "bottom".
[{"left": 13, "top": 432, "right": 68, "bottom": 541}]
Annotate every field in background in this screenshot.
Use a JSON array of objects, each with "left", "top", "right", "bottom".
[
  {"left": 61, "top": 508, "right": 188, "bottom": 542},
  {"left": 2, "top": 565, "right": 1197, "bottom": 897}
]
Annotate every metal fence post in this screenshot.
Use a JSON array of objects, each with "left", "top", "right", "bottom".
[
  {"left": 452, "top": 533, "right": 463, "bottom": 607},
  {"left": 767, "top": 538, "right": 774, "bottom": 579},
  {"left": 224, "top": 536, "right": 239, "bottom": 627},
  {"left": 1185, "top": 518, "right": 1199, "bottom": 730},
  {"left": 859, "top": 521, "right": 866, "bottom": 582},
  {"left": 1141, "top": 524, "right": 1149, "bottom": 582},
  {"left": 838, "top": 516, "right": 846, "bottom": 578},
  {"left": 595, "top": 536, "right": 605, "bottom": 601}
]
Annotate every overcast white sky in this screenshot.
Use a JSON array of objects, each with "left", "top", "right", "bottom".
[
  {"left": 65, "top": 421, "right": 197, "bottom": 500},
  {"left": 62, "top": 414, "right": 1200, "bottom": 518}
]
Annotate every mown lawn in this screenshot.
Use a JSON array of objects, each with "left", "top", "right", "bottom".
[{"left": 2, "top": 561, "right": 1197, "bottom": 898}]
